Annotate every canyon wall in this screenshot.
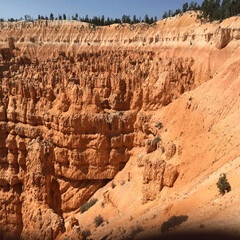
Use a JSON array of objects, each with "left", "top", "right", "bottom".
[{"left": 0, "top": 12, "right": 240, "bottom": 239}]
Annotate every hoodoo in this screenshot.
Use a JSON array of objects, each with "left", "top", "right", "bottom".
[{"left": 0, "top": 11, "right": 240, "bottom": 240}]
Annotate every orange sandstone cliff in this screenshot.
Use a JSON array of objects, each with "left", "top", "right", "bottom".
[{"left": 0, "top": 12, "right": 240, "bottom": 239}]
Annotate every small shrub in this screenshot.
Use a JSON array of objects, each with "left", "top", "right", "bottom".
[
  {"left": 161, "top": 146, "right": 165, "bottom": 153},
  {"left": 121, "top": 180, "right": 125, "bottom": 186},
  {"left": 119, "top": 111, "right": 124, "bottom": 116},
  {"left": 82, "top": 229, "right": 91, "bottom": 238},
  {"left": 80, "top": 198, "right": 98, "bottom": 213},
  {"left": 217, "top": 173, "right": 231, "bottom": 195},
  {"left": 130, "top": 226, "right": 144, "bottom": 237},
  {"left": 101, "top": 202, "right": 105, "bottom": 208},
  {"left": 152, "top": 136, "right": 161, "bottom": 145},
  {"left": 155, "top": 122, "right": 163, "bottom": 129},
  {"left": 161, "top": 215, "right": 188, "bottom": 233},
  {"left": 111, "top": 182, "right": 116, "bottom": 189},
  {"left": 94, "top": 215, "right": 104, "bottom": 227}
]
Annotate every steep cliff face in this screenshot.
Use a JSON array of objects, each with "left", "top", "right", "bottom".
[{"left": 0, "top": 12, "right": 240, "bottom": 240}]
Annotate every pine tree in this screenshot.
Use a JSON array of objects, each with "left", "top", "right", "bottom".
[
  {"left": 189, "top": 1, "right": 199, "bottom": 10},
  {"left": 92, "top": 16, "right": 97, "bottom": 25},
  {"left": 126, "top": 15, "right": 131, "bottom": 24},
  {"left": 162, "top": 12, "right": 168, "bottom": 19},
  {"left": 85, "top": 15, "right": 89, "bottom": 22},
  {"left": 50, "top": 13, "right": 54, "bottom": 20},
  {"left": 213, "top": 0, "right": 221, "bottom": 20},
  {"left": 132, "top": 15, "right": 137, "bottom": 24},
  {"left": 230, "top": 0, "right": 238, "bottom": 17},
  {"left": 183, "top": 2, "right": 189, "bottom": 12},
  {"left": 63, "top": 14, "right": 66, "bottom": 20},
  {"left": 148, "top": 17, "right": 153, "bottom": 24},
  {"left": 97, "top": 16, "right": 101, "bottom": 25},
  {"left": 101, "top": 15, "right": 105, "bottom": 26},
  {"left": 217, "top": 174, "right": 231, "bottom": 195},
  {"left": 173, "top": 9, "right": 182, "bottom": 17},
  {"left": 144, "top": 14, "right": 149, "bottom": 23},
  {"left": 236, "top": 0, "right": 240, "bottom": 15},
  {"left": 106, "top": 17, "right": 110, "bottom": 25},
  {"left": 201, "top": 0, "right": 210, "bottom": 20},
  {"left": 24, "top": 15, "right": 32, "bottom": 21},
  {"left": 122, "top": 14, "right": 126, "bottom": 23}
]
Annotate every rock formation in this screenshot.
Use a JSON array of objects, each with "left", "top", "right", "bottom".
[{"left": 0, "top": 12, "right": 240, "bottom": 240}]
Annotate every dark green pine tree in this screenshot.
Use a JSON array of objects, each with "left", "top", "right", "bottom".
[
  {"left": 237, "top": 0, "right": 240, "bottom": 15},
  {"left": 213, "top": 0, "right": 221, "bottom": 20},
  {"left": 122, "top": 14, "right": 126, "bottom": 23},
  {"left": 63, "top": 14, "right": 66, "bottom": 20},
  {"left": 189, "top": 1, "right": 197, "bottom": 10},
  {"left": 173, "top": 8, "right": 182, "bottom": 17},
  {"left": 230, "top": 0, "right": 239, "bottom": 17},
  {"left": 92, "top": 16, "right": 97, "bottom": 25},
  {"left": 50, "top": 13, "right": 54, "bottom": 20},
  {"left": 98, "top": 16, "right": 101, "bottom": 25},
  {"left": 126, "top": 15, "right": 131, "bottom": 24},
  {"left": 101, "top": 15, "right": 105, "bottom": 26},
  {"left": 114, "top": 18, "right": 121, "bottom": 24},
  {"left": 208, "top": 0, "right": 215, "bottom": 22},
  {"left": 182, "top": 2, "right": 189, "bottom": 12},
  {"left": 149, "top": 17, "right": 154, "bottom": 24},
  {"left": 132, "top": 14, "right": 137, "bottom": 24},
  {"left": 217, "top": 174, "right": 231, "bottom": 195},
  {"left": 106, "top": 17, "right": 110, "bottom": 25},
  {"left": 144, "top": 14, "right": 149, "bottom": 23},
  {"left": 162, "top": 11, "right": 168, "bottom": 19},
  {"left": 201, "top": 0, "right": 210, "bottom": 20}
]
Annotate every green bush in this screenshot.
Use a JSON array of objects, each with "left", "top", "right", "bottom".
[
  {"left": 152, "top": 136, "right": 161, "bottom": 145},
  {"left": 217, "top": 173, "right": 231, "bottom": 195},
  {"left": 82, "top": 229, "right": 91, "bottom": 238},
  {"left": 80, "top": 198, "right": 98, "bottom": 213},
  {"left": 111, "top": 182, "right": 116, "bottom": 189},
  {"left": 155, "top": 122, "right": 163, "bottom": 129},
  {"left": 94, "top": 215, "right": 104, "bottom": 227},
  {"left": 161, "top": 215, "right": 188, "bottom": 233}
]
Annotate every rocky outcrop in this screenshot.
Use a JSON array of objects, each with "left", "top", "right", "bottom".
[
  {"left": 215, "top": 28, "right": 232, "bottom": 49},
  {"left": 142, "top": 159, "right": 178, "bottom": 203}
]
